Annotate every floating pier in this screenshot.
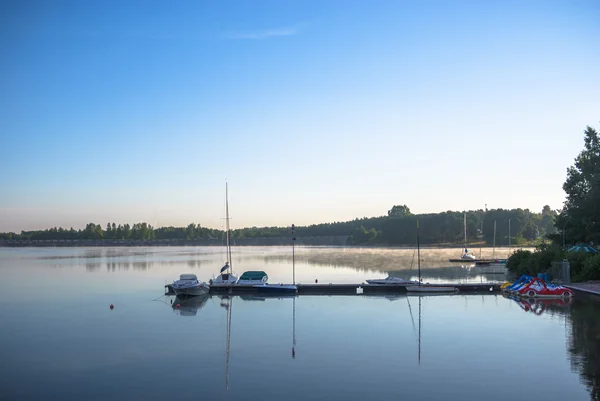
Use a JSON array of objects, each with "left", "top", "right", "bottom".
[{"left": 165, "top": 283, "right": 501, "bottom": 296}]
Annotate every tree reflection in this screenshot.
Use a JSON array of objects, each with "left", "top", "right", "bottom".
[{"left": 567, "top": 296, "right": 600, "bottom": 401}]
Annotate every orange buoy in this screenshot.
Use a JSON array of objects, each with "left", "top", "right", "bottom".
[{"left": 109, "top": 304, "right": 114, "bottom": 310}]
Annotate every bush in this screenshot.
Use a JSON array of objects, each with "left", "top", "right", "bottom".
[
  {"left": 507, "top": 244, "right": 600, "bottom": 282},
  {"left": 566, "top": 252, "right": 595, "bottom": 281},
  {"left": 506, "top": 246, "right": 565, "bottom": 277},
  {"left": 574, "top": 253, "right": 600, "bottom": 282},
  {"left": 506, "top": 249, "right": 534, "bottom": 276}
]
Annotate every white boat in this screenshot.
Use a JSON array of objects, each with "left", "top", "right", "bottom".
[
  {"left": 171, "top": 274, "right": 210, "bottom": 296},
  {"left": 237, "top": 270, "right": 269, "bottom": 285},
  {"left": 253, "top": 283, "right": 298, "bottom": 293},
  {"left": 407, "top": 285, "right": 458, "bottom": 293},
  {"left": 450, "top": 213, "right": 477, "bottom": 262},
  {"left": 366, "top": 276, "right": 419, "bottom": 286},
  {"left": 211, "top": 183, "right": 238, "bottom": 286}
]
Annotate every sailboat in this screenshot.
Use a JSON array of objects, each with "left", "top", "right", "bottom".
[
  {"left": 449, "top": 213, "right": 477, "bottom": 262},
  {"left": 407, "top": 220, "right": 458, "bottom": 293},
  {"left": 211, "top": 183, "right": 238, "bottom": 286},
  {"left": 474, "top": 220, "right": 508, "bottom": 274}
]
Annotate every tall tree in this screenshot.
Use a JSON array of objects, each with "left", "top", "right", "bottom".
[
  {"left": 558, "top": 125, "right": 600, "bottom": 245},
  {"left": 388, "top": 205, "right": 412, "bottom": 217}
]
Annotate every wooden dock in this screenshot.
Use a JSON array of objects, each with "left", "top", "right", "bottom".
[{"left": 165, "top": 283, "right": 501, "bottom": 296}]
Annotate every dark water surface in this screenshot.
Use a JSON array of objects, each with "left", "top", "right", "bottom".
[{"left": 0, "top": 247, "right": 598, "bottom": 400}]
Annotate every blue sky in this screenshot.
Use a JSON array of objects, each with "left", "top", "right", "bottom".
[{"left": 1, "top": 0, "right": 599, "bottom": 231}]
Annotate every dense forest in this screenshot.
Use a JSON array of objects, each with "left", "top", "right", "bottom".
[{"left": 0, "top": 205, "right": 557, "bottom": 246}]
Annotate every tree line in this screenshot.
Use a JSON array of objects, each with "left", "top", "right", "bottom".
[{"left": 0, "top": 206, "right": 556, "bottom": 245}]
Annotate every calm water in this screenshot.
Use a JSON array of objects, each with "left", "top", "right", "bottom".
[{"left": 1, "top": 246, "right": 598, "bottom": 401}]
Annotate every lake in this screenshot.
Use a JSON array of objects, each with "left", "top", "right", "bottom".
[{"left": 0, "top": 246, "right": 598, "bottom": 401}]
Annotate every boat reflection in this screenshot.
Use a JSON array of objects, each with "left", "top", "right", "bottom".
[
  {"left": 217, "top": 294, "right": 297, "bottom": 392},
  {"left": 171, "top": 294, "right": 210, "bottom": 316},
  {"left": 503, "top": 293, "right": 573, "bottom": 316}
]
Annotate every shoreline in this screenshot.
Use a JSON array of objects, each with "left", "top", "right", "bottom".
[{"left": 0, "top": 238, "right": 537, "bottom": 249}]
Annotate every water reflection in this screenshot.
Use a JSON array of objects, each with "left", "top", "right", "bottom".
[
  {"left": 502, "top": 293, "right": 600, "bottom": 400},
  {"left": 503, "top": 294, "right": 573, "bottom": 316},
  {"left": 171, "top": 294, "right": 210, "bottom": 316},
  {"left": 567, "top": 295, "right": 600, "bottom": 401}
]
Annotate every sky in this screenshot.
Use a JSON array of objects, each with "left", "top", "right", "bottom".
[{"left": 1, "top": 0, "right": 599, "bottom": 232}]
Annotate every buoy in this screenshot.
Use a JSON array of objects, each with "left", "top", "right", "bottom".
[
  {"left": 176, "top": 304, "right": 181, "bottom": 309},
  {"left": 109, "top": 304, "right": 114, "bottom": 310},
  {"left": 315, "top": 279, "right": 318, "bottom": 283}
]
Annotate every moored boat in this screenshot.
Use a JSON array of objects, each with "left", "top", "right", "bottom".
[
  {"left": 406, "top": 285, "right": 458, "bottom": 293},
  {"left": 253, "top": 283, "right": 298, "bottom": 293},
  {"left": 237, "top": 270, "right": 269, "bottom": 285},
  {"left": 171, "top": 274, "right": 210, "bottom": 296},
  {"left": 412, "top": 220, "right": 458, "bottom": 294},
  {"left": 211, "top": 183, "right": 238, "bottom": 286},
  {"left": 366, "top": 276, "right": 419, "bottom": 286}
]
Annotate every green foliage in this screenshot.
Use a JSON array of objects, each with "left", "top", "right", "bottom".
[
  {"left": 347, "top": 226, "right": 380, "bottom": 245},
  {"left": 506, "top": 243, "right": 600, "bottom": 282},
  {"left": 506, "top": 249, "right": 534, "bottom": 275},
  {"left": 506, "top": 245, "right": 566, "bottom": 277},
  {"left": 568, "top": 252, "right": 598, "bottom": 282},
  {"left": 577, "top": 254, "right": 600, "bottom": 282},
  {"left": 388, "top": 205, "right": 412, "bottom": 217},
  {"left": 556, "top": 125, "right": 600, "bottom": 246}
]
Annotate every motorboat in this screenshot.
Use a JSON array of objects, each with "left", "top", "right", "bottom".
[
  {"left": 171, "top": 294, "right": 210, "bottom": 316},
  {"left": 237, "top": 271, "right": 269, "bottom": 285},
  {"left": 171, "top": 274, "right": 210, "bottom": 296},
  {"left": 366, "top": 275, "right": 419, "bottom": 286}
]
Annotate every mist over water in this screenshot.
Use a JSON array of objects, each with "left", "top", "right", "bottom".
[{"left": 0, "top": 246, "right": 596, "bottom": 401}]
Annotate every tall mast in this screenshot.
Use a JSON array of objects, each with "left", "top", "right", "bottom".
[
  {"left": 463, "top": 212, "right": 467, "bottom": 250},
  {"left": 418, "top": 295, "right": 421, "bottom": 365},
  {"left": 493, "top": 220, "right": 496, "bottom": 259},
  {"left": 225, "top": 182, "right": 232, "bottom": 272},
  {"left": 417, "top": 220, "right": 421, "bottom": 285},
  {"left": 292, "top": 297, "right": 296, "bottom": 359},
  {"left": 508, "top": 218, "right": 511, "bottom": 255},
  {"left": 225, "top": 296, "right": 232, "bottom": 391}
]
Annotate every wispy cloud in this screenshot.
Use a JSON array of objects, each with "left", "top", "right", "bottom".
[{"left": 225, "top": 22, "right": 309, "bottom": 40}]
